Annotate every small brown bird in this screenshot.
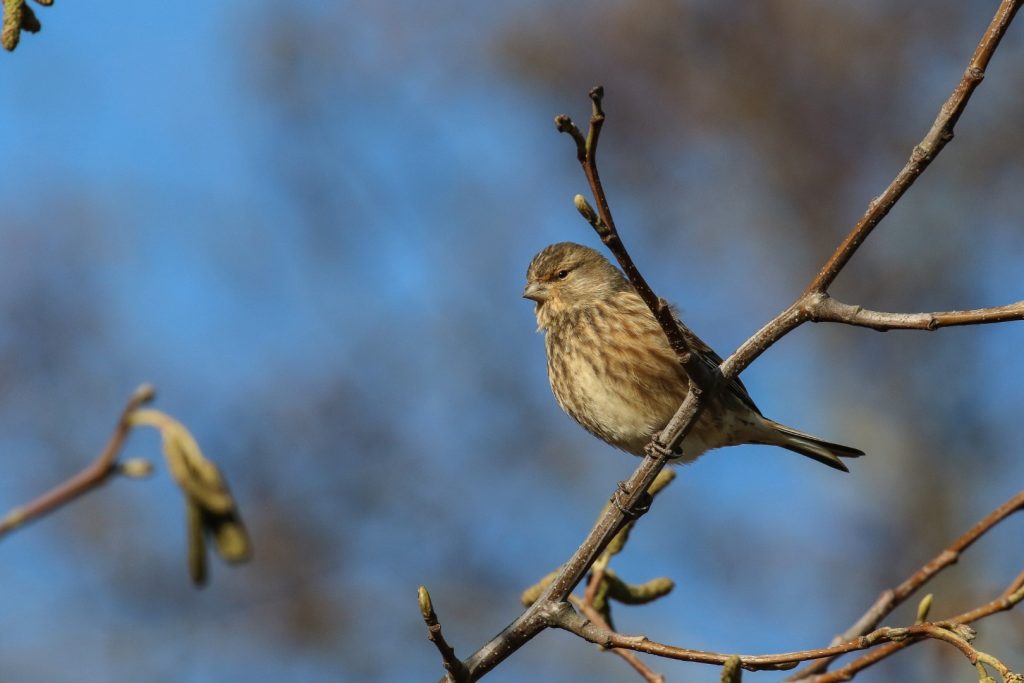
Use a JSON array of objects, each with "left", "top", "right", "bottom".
[{"left": 524, "top": 242, "right": 863, "bottom": 471}]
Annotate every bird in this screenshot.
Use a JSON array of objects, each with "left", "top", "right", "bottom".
[{"left": 523, "top": 242, "right": 863, "bottom": 471}]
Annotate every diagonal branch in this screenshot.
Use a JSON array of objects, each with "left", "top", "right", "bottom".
[
  {"left": 571, "top": 596, "right": 665, "bottom": 683},
  {"left": 811, "top": 569, "right": 1024, "bottom": 683},
  {"left": 0, "top": 384, "right": 156, "bottom": 538},
  {"left": 430, "top": 1, "right": 1024, "bottom": 680},
  {"left": 803, "top": 0, "right": 1022, "bottom": 295},
  {"left": 788, "top": 489, "right": 1024, "bottom": 679},
  {"left": 723, "top": 0, "right": 1023, "bottom": 379},
  {"left": 541, "top": 491, "right": 1024, "bottom": 678}
]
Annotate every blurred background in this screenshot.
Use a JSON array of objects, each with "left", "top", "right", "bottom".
[{"left": 1, "top": 1, "right": 1022, "bottom": 682}]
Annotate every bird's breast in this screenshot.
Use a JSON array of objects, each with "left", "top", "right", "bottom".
[{"left": 544, "top": 303, "right": 690, "bottom": 454}]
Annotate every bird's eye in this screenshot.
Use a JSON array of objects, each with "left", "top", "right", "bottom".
[{"left": 556, "top": 269, "right": 570, "bottom": 280}]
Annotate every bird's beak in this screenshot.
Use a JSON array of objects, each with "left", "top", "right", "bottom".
[{"left": 522, "top": 282, "right": 549, "bottom": 302}]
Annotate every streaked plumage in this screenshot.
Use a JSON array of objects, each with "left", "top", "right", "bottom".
[{"left": 524, "top": 242, "right": 863, "bottom": 471}]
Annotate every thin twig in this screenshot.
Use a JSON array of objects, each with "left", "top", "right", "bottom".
[
  {"left": 811, "top": 569, "right": 1024, "bottom": 683},
  {"left": 461, "top": 450, "right": 667, "bottom": 680},
  {"left": 788, "top": 488, "right": 1024, "bottom": 679},
  {"left": 803, "top": 0, "right": 1022, "bottom": 295},
  {"left": 561, "top": 89, "right": 717, "bottom": 397},
  {"left": 723, "top": 0, "right": 1023, "bottom": 379},
  {"left": 582, "top": 553, "right": 610, "bottom": 607},
  {"left": 0, "top": 384, "right": 156, "bottom": 538},
  {"left": 547, "top": 491, "right": 1024, "bottom": 679},
  {"left": 420, "top": 586, "right": 470, "bottom": 683},
  {"left": 554, "top": 611, "right": 1017, "bottom": 678},
  {"left": 570, "top": 596, "right": 665, "bottom": 683}
]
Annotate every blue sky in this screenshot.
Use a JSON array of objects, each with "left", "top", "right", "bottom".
[{"left": 1, "top": 2, "right": 1023, "bottom": 683}]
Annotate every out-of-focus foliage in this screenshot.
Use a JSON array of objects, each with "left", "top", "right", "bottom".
[{"left": 0, "top": 2, "right": 1022, "bottom": 682}]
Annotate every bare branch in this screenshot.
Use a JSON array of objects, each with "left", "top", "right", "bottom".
[
  {"left": 557, "top": 90, "right": 718, "bottom": 402},
  {"left": 723, "top": 0, "right": 1024, "bottom": 379},
  {"left": 433, "top": 1, "right": 1024, "bottom": 679},
  {"left": 788, "top": 489, "right": 1024, "bottom": 679},
  {"left": 570, "top": 596, "right": 666, "bottom": 683},
  {"left": 558, "top": 611, "right": 1022, "bottom": 682},
  {"left": 0, "top": 384, "right": 156, "bottom": 538},
  {"left": 803, "top": 0, "right": 1022, "bottom": 295},
  {"left": 812, "top": 568, "right": 1024, "bottom": 683},
  {"left": 461, "top": 452, "right": 665, "bottom": 679},
  {"left": 806, "top": 295, "right": 1024, "bottom": 332}
]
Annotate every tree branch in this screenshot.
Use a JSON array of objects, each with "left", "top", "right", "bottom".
[
  {"left": 0, "top": 384, "right": 156, "bottom": 538},
  {"left": 789, "top": 489, "right": 1024, "bottom": 679},
  {"left": 561, "top": 89, "right": 718, "bottom": 397},
  {"left": 542, "top": 488, "right": 1024, "bottom": 678},
  {"left": 429, "top": 1, "right": 1024, "bottom": 679},
  {"left": 811, "top": 569, "right": 1024, "bottom": 683},
  {"left": 806, "top": 295, "right": 1024, "bottom": 332},
  {"left": 554, "top": 610, "right": 1018, "bottom": 679},
  {"left": 723, "top": 0, "right": 1023, "bottom": 379},
  {"left": 419, "top": 586, "right": 469, "bottom": 683},
  {"left": 802, "top": 0, "right": 1022, "bottom": 296},
  {"left": 569, "top": 596, "right": 666, "bottom": 683},
  {"left": 0, "top": 384, "right": 251, "bottom": 586}
]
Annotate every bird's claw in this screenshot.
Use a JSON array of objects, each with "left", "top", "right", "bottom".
[
  {"left": 611, "top": 480, "right": 652, "bottom": 518},
  {"left": 644, "top": 436, "right": 681, "bottom": 461}
]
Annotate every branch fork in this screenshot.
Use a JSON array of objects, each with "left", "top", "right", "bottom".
[
  {"left": 0, "top": 384, "right": 251, "bottom": 585},
  {"left": 423, "top": 1, "right": 1024, "bottom": 679}
]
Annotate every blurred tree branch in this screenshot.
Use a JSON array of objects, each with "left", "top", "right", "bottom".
[
  {"left": 0, "top": 384, "right": 155, "bottom": 536},
  {"left": 422, "top": 0, "right": 1023, "bottom": 680},
  {"left": 0, "top": 384, "right": 251, "bottom": 586}
]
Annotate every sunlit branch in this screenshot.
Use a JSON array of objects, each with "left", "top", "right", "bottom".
[
  {"left": 431, "top": 1, "right": 1024, "bottom": 679},
  {"left": 806, "top": 295, "right": 1024, "bottom": 332}
]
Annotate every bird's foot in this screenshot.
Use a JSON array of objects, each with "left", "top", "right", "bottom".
[
  {"left": 644, "top": 435, "right": 681, "bottom": 461},
  {"left": 611, "top": 480, "right": 651, "bottom": 518}
]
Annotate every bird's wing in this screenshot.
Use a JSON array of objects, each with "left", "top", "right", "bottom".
[{"left": 675, "top": 316, "right": 763, "bottom": 416}]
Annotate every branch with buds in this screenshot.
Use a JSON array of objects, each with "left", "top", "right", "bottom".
[
  {"left": 421, "top": 0, "right": 1024, "bottom": 680},
  {"left": 0, "top": 384, "right": 251, "bottom": 586}
]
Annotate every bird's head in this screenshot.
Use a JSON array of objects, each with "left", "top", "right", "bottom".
[{"left": 524, "top": 242, "right": 629, "bottom": 324}]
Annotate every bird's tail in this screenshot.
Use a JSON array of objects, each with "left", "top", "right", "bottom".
[{"left": 759, "top": 419, "right": 865, "bottom": 472}]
